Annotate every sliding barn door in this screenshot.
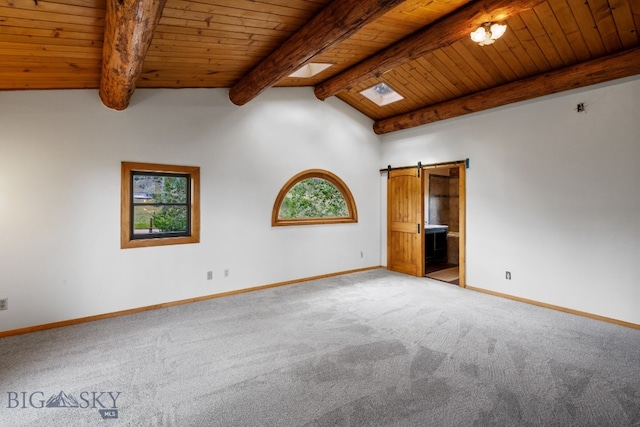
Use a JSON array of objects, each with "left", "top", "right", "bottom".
[{"left": 387, "top": 168, "right": 424, "bottom": 276}]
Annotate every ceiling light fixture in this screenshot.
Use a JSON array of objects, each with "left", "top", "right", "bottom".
[{"left": 470, "top": 22, "right": 507, "bottom": 46}]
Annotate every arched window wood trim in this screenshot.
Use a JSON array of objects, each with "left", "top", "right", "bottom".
[{"left": 272, "top": 169, "right": 358, "bottom": 226}]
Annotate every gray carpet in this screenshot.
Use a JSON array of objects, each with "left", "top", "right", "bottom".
[{"left": 1, "top": 269, "right": 639, "bottom": 426}]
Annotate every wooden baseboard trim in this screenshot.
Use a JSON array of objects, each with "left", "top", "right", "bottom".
[
  {"left": 466, "top": 285, "right": 640, "bottom": 330},
  {"left": 0, "top": 266, "right": 383, "bottom": 338}
]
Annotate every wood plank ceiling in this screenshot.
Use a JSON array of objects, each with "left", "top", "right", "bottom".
[{"left": 1, "top": 0, "right": 639, "bottom": 133}]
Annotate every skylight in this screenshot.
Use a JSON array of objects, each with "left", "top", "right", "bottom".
[
  {"left": 288, "top": 63, "right": 333, "bottom": 79},
  {"left": 360, "top": 82, "right": 404, "bottom": 106}
]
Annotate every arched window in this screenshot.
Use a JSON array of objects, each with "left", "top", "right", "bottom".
[{"left": 272, "top": 169, "right": 358, "bottom": 226}]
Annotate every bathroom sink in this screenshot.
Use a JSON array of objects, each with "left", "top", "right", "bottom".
[{"left": 424, "top": 224, "right": 448, "bottom": 233}]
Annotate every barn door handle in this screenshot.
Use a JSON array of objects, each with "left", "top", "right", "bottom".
[{"left": 417, "top": 223, "right": 421, "bottom": 234}]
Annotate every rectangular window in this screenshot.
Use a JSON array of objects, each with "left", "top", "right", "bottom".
[
  {"left": 131, "top": 172, "right": 190, "bottom": 239},
  {"left": 122, "top": 162, "right": 200, "bottom": 249}
]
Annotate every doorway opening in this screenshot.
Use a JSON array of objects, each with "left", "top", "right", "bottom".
[
  {"left": 385, "top": 160, "right": 465, "bottom": 286},
  {"left": 423, "top": 163, "right": 465, "bottom": 286}
]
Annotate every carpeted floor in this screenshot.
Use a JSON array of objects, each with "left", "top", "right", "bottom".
[{"left": 1, "top": 269, "right": 639, "bottom": 426}]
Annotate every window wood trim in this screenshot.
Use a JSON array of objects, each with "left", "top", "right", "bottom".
[
  {"left": 272, "top": 169, "right": 358, "bottom": 226},
  {"left": 121, "top": 162, "right": 200, "bottom": 249}
]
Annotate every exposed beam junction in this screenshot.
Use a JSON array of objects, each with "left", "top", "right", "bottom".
[
  {"left": 373, "top": 48, "right": 640, "bottom": 134},
  {"left": 228, "top": 0, "right": 406, "bottom": 106},
  {"left": 315, "top": 0, "right": 545, "bottom": 101}
]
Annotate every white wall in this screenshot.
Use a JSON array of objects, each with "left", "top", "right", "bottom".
[
  {"left": 0, "top": 88, "right": 381, "bottom": 332},
  {"left": 2, "top": 77, "right": 638, "bottom": 332},
  {"left": 380, "top": 76, "right": 640, "bottom": 325}
]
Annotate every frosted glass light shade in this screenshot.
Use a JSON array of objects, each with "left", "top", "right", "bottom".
[{"left": 470, "top": 22, "right": 507, "bottom": 46}]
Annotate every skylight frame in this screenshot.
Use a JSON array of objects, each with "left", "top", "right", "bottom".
[
  {"left": 360, "top": 82, "right": 404, "bottom": 106},
  {"left": 288, "top": 63, "right": 333, "bottom": 79}
]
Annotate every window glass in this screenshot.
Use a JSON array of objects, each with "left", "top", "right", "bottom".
[
  {"left": 121, "top": 162, "right": 200, "bottom": 248},
  {"left": 279, "top": 178, "right": 348, "bottom": 219},
  {"left": 272, "top": 169, "right": 357, "bottom": 226},
  {"left": 131, "top": 173, "right": 190, "bottom": 238}
]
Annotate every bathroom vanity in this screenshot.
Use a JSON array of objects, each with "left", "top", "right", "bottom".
[{"left": 425, "top": 224, "right": 448, "bottom": 265}]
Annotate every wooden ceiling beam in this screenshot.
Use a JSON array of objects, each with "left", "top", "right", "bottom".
[
  {"left": 373, "top": 47, "right": 640, "bottom": 134},
  {"left": 228, "top": 0, "right": 406, "bottom": 106},
  {"left": 315, "top": 0, "right": 545, "bottom": 101},
  {"left": 99, "top": 0, "right": 167, "bottom": 110}
]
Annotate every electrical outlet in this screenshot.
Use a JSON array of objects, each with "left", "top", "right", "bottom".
[
  {"left": 0, "top": 298, "right": 7, "bottom": 310},
  {"left": 207, "top": 271, "right": 213, "bottom": 280},
  {"left": 224, "top": 269, "right": 229, "bottom": 278},
  {"left": 505, "top": 271, "right": 512, "bottom": 280},
  {"left": 360, "top": 251, "right": 364, "bottom": 258}
]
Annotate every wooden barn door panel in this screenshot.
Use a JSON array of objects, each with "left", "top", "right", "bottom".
[{"left": 387, "top": 168, "right": 423, "bottom": 276}]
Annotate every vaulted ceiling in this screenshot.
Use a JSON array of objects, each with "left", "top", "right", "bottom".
[{"left": 1, "top": 0, "right": 639, "bottom": 133}]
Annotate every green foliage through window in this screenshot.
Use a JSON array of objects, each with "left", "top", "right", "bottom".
[
  {"left": 132, "top": 173, "right": 190, "bottom": 238},
  {"left": 279, "top": 178, "right": 348, "bottom": 219},
  {"left": 272, "top": 169, "right": 357, "bottom": 226}
]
